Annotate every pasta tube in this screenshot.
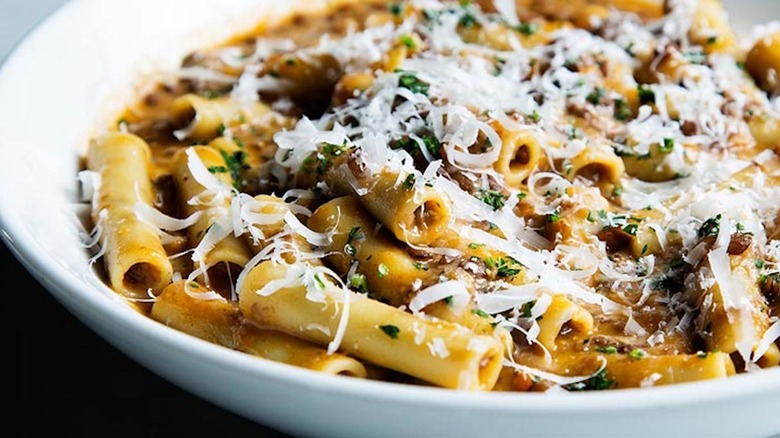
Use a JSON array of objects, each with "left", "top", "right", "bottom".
[
  {"left": 307, "top": 196, "right": 439, "bottom": 306},
  {"left": 151, "top": 280, "right": 240, "bottom": 347},
  {"left": 694, "top": 241, "right": 773, "bottom": 363},
  {"left": 308, "top": 196, "right": 508, "bottom": 338},
  {"left": 172, "top": 146, "right": 252, "bottom": 295},
  {"left": 152, "top": 280, "right": 367, "bottom": 376},
  {"left": 87, "top": 132, "right": 173, "bottom": 299},
  {"left": 235, "top": 325, "right": 368, "bottom": 377},
  {"left": 170, "top": 94, "right": 269, "bottom": 142},
  {"left": 603, "top": 351, "right": 736, "bottom": 388},
  {"left": 566, "top": 143, "right": 625, "bottom": 186},
  {"left": 536, "top": 295, "right": 594, "bottom": 352},
  {"left": 324, "top": 160, "right": 452, "bottom": 245},
  {"left": 238, "top": 260, "right": 505, "bottom": 390},
  {"left": 493, "top": 127, "right": 544, "bottom": 188}
]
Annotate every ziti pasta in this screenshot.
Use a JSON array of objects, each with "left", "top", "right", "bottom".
[{"left": 78, "top": 0, "right": 780, "bottom": 392}]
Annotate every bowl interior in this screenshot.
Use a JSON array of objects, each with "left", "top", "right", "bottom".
[{"left": 2, "top": 1, "right": 779, "bottom": 436}]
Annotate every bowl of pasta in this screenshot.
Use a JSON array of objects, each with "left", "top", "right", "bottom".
[{"left": 2, "top": 0, "right": 780, "bottom": 436}]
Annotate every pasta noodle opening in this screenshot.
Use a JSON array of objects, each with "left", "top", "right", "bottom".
[
  {"left": 412, "top": 200, "right": 447, "bottom": 233},
  {"left": 123, "top": 262, "right": 167, "bottom": 298}
]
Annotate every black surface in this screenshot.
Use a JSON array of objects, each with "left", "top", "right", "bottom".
[{"left": 16, "top": 241, "right": 291, "bottom": 436}]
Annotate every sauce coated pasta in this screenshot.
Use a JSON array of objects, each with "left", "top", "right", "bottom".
[{"left": 79, "top": 0, "right": 780, "bottom": 392}]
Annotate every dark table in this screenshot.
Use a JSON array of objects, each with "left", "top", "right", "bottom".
[{"left": 16, "top": 239, "right": 290, "bottom": 436}]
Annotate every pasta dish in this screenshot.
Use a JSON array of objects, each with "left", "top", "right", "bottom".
[{"left": 78, "top": 0, "right": 780, "bottom": 392}]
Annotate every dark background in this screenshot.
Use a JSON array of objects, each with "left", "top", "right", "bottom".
[
  {"left": 5, "top": 0, "right": 290, "bottom": 435},
  {"left": 17, "top": 241, "right": 290, "bottom": 436}
]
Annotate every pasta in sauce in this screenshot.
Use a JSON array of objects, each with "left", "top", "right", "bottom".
[{"left": 79, "top": 0, "right": 780, "bottom": 392}]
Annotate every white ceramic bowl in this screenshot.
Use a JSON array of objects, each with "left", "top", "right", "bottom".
[{"left": 2, "top": 1, "right": 779, "bottom": 437}]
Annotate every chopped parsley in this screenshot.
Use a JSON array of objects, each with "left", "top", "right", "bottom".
[
  {"left": 651, "top": 258, "right": 688, "bottom": 294},
  {"left": 413, "top": 262, "right": 429, "bottom": 271},
  {"left": 388, "top": 2, "right": 403, "bottom": 16},
  {"left": 395, "top": 134, "right": 442, "bottom": 157},
  {"left": 637, "top": 84, "right": 655, "bottom": 105},
  {"left": 312, "top": 273, "right": 327, "bottom": 289},
  {"left": 564, "top": 369, "right": 614, "bottom": 391},
  {"left": 586, "top": 86, "right": 606, "bottom": 105},
  {"left": 471, "top": 308, "right": 490, "bottom": 318},
  {"left": 350, "top": 273, "right": 369, "bottom": 294},
  {"left": 613, "top": 98, "right": 631, "bottom": 121},
  {"left": 612, "top": 144, "right": 636, "bottom": 157},
  {"left": 400, "top": 34, "right": 416, "bottom": 48},
  {"left": 398, "top": 72, "right": 430, "bottom": 96},
  {"left": 207, "top": 165, "right": 228, "bottom": 174},
  {"left": 629, "top": 348, "right": 647, "bottom": 360},
  {"left": 520, "top": 300, "right": 535, "bottom": 318},
  {"left": 476, "top": 189, "right": 507, "bottom": 211},
  {"left": 420, "top": 135, "right": 442, "bottom": 156},
  {"left": 402, "top": 173, "right": 416, "bottom": 190},
  {"left": 379, "top": 324, "right": 400, "bottom": 339},
  {"left": 622, "top": 223, "right": 638, "bottom": 236},
  {"left": 348, "top": 226, "right": 364, "bottom": 243},
  {"left": 659, "top": 138, "right": 675, "bottom": 154},
  {"left": 218, "top": 149, "right": 248, "bottom": 190},
  {"left": 458, "top": 12, "right": 478, "bottom": 28},
  {"left": 323, "top": 142, "right": 349, "bottom": 157},
  {"left": 345, "top": 226, "right": 363, "bottom": 256},
  {"left": 697, "top": 214, "right": 722, "bottom": 239},
  {"left": 515, "top": 22, "right": 538, "bottom": 36},
  {"left": 495, "top": 256, "right": 523, "bottom": 278}
]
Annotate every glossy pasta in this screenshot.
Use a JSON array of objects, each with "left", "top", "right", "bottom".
[{"left": 79, "top": 0, "right": 780, "bottom": 393}]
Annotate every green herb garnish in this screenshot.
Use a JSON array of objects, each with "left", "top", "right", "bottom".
[
  {"left": 659, "top": 138, "right": 674, "bottom": 154},
  {"left": 476, "top": 189, "right": 507, "bottom": 211},
  {"left": 471, "top": 308, "right": 490, "bottom": 318},
  {"left": 564, "top": 369, "right": 614, "bottom": 391},
  {"left": 379, "top": 324, "right": 400, "bottom": 339},
  {"left": 698, "top": 214, "right": 722, "bottom": 238},
  {"left": 350, "top": 273, "right": 369, "bottom": 294},
  {"left": 614, "top": 98, "right": 631, "bottom": 121},
  {"left": 516, "top": 22, "right": 538, "bottom": 36},
  {"left": 398, "top": 72, "right": 430, "bottom": 95},
  {"left": 638, "top": 84, "right": 655, "bottom": 105}
]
